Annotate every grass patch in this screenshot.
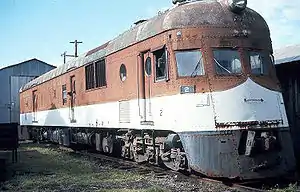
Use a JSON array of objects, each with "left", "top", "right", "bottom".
[
  {"left": 1, "top": 144, "right": 165, "bottom": 192},
  {"left": 270, "top": 183, "right": 299, "bottom": 192},
  {"left": 96, "top": 186, "right": 167, "bottom": 192}
]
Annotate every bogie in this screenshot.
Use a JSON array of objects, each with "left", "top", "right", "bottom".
[{"left": 28, "top": 126, "right": 187, "bottom": 171}]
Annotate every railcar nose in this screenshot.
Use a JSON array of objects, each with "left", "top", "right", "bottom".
[{"left": 211, "top": 78, "right": 288, "bottom": 129}]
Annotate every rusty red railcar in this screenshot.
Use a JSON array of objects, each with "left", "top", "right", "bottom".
[{"left": 19, "top": 0, "right": 296, "bottom": 180}]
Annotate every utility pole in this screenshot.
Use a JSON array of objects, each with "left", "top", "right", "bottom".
[
  {"left": 60, "top": 39, "right": 83, "bottom": 64},
  {"left": 61, "top": 51, "right": 76, "bottom": 64},
  {"left": 69, "top": 40, "right": 83, "bottom": 57}
]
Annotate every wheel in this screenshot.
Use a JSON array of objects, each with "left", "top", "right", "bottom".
[{"left": 102, "top": 136, "right": 113, "bottom": 154}]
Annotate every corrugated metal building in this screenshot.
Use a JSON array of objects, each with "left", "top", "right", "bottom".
[
  {"left": 274, "top": 44, "right": 300, "bottom": 169},
  {"left": 0, "top": 58, "right": 55, "bottom": 124}
]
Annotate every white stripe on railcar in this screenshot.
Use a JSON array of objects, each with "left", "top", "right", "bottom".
[{"left": 20, "top": 78, "right": 288, "bottom": 132}]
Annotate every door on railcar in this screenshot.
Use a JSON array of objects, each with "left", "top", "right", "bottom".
[
  {"left": 139, "top": 51, "right": 153, "bottom": 124},
  {"left": 32, "top": 90, "right": 38, "bottom": 123},
  {"left": 69, "top": 76, "right": 76, "bottom": 123}
]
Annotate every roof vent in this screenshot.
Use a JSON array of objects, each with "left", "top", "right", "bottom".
[
  {"left": 172, "top": 0, "right": 187, "bottom": 4},
  {"left": 172, "top": 0, "right": 202, "bottom": 5},
  {"left": 134, "top": 19, "right": 148, "bottom": 25}
]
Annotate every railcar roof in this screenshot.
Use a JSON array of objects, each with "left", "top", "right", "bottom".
[
  {"left": 274, "top": 44, "right": 300, "bottom": 65},
  {"left": 21, "top": 0, "right": 268, "bottom": 92}
]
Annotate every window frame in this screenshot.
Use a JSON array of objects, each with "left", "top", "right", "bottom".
[
  {"left": 84, "top": 58, "right": 107, "bottom": 91},
  {"left": 95, "top": 59, "right": 107, "bottom": 88},
  {"left": 246, "top": 49, "right": 271, "bottom": 76},
  {"left": 212, "top": 48, "right": 243, "bottom": 76},
  {"left": 174, "top": 48, "right": 206, "bottom": 78},
  {"left": 119, "top": 63, "right": 127, "bottom": 82},
  {"left": 85, "top": 63, "right": 95, "bottom": 90},
  {"left": 145, "top": 56, "right": 152, "bottom": 77},
  {"left": 32, "top": 90, "right": 37, "bottom": 111},
  {"left": 32, "top": 90, "right": 38, "bottom": 122},
  {"left": 152, "top": 46, "right": 169, "bottom": 82},
  {"left": 62, "top": 84, "right": 67, "bottom": 105}
]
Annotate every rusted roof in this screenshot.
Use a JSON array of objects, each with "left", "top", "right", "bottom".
[
  {"left": 274, "top": 44, "right": 300, "bottom": 65},
  {"left": 86, "top": 41, "right": 110, "bottom": 56},
  {"left": 21, "top": 0, "right": 269, "bottom": 92}
]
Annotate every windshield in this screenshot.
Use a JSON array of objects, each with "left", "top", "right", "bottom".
[
  {"left": 248, "top": 51, "right": 270, "bottom": 75},
  {"left": 175, "top": 50, "right": 205, "bottom": 77},
  {"left": 213, "top": 49, "right": 242, "bottom": 75}
]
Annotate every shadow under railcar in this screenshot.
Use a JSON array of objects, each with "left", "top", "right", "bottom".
[
  {"left": 0, "top": 158, "right": 6, "bottom": 182},
  {"left": 0, "top": 123, "right": 19, "bottom": 186}
]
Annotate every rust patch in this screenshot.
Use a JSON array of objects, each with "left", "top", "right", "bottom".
[{"left": 216, "top": 120, "right": 283, "bottom": 129}]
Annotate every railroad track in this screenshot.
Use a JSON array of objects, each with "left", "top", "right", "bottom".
[
  {"left": 199, "top": 178, "right": 267, "bottom": 192},
  {"left": 48, "top": 144, "right": 273, "bottom": 192}
]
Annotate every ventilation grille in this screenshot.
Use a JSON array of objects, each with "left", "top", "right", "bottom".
[{"left": 119, "top": 101, "right": 130, "bottom": 123}]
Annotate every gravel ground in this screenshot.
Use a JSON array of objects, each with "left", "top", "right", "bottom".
[{"left": 0, "top": 143, "right": 235, "bottom": 192}]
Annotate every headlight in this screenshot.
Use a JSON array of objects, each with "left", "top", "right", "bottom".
[{"left": 228, "top": 0, "right": 247, "bottom": 13}]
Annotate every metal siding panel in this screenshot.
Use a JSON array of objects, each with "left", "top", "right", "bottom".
[
  {"left": 0, "top": 60, "right": 55, "bottom": 124},
  {"left": 0, "top": 70, "right": 11, "bottom": 123},
  {"left": 10, "top": 76, "right": 35, "bottom": 123},
  {"left": 295, "top": 77, "right": 300, "bottom": 161},
  {"left": 0, "top": 108, "right": 10, "bottom": 124},
  {"left": 276, "top": 63, "right": 300, "bottom": 168}
]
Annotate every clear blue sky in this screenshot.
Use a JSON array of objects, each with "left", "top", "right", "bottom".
[
  {"left": 0, "top": 0, "right": 170, "bottom": 67},
  {"left": 0, "top": 0, "right": 299, "bottom": 68}
]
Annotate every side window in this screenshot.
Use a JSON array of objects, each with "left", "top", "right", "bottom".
[
  {"left": 154, "top": 47, "right": 168, "bottom": 81},
  {"left": 248, "top": 51, "right": 270, "bottom": 75},
  {"left": 62, "top": 84, "right": 67, "bottom": 105},
  {"left": 213, "top": 49, "right": 242, "bottom": 75},
  {"left": 85, "top": 58, "right": 107, "bottom": 90},
  {"left": 85, "top": 63, "right": 95, "bottom": 90},
  {"left": 32, "top": 90, "right": 38, "bottom": 122},
  {"left": 95, "top": 59, "right": 106, "bottom": 87},
  {"left": 175, "top": 50, "right": 205, "bottom": 77},
  {"left": 120, "top": 64, "right": 127, "bottom": 81},
  {"left": 145, "top": 57, "right": 152, "bottom": 76},
  {"left": 32, "top": 90, "right": 37, "bottom": 110}
]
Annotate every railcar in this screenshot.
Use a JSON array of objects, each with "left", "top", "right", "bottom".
[{"left": 19, "top": 0, "right": 296, "bottom": 180}]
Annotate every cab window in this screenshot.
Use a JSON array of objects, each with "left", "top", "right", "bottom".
[
  {"left": 154, "top": 48, "right": 168, "bottom": 81},
  {"left": 248, "top": 51, "right": 270, "bottom": 75},
  {"left": 175, "top": 50, "right": 205, "bottom": 77},
  {"left": 213, "top": 49, "right": 242, "bottom": 75}
]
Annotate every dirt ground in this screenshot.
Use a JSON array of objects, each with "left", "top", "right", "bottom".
[{"left": 0, "top": 143, "right": 233, "bottom": 192}]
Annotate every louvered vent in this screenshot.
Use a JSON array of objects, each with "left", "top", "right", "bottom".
[{"left": 119, "top": 101, "right": 130, "bottom": 123}]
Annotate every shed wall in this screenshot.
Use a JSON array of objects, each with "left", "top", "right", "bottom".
[
  {"left": 0, "top": 60, "right": 55, "bottom": 124},
  {"left": 276, "top": 62, "right": 300, "bottom": 167}
]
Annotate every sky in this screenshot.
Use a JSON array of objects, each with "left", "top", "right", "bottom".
[{"left": 0, "top": 0, "right": 299, "bottom": 68}]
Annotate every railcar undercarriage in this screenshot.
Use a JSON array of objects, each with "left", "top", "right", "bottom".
[
  {"left": 26, "top": 126, "right": 295, "bottom": 180},
  {"left": 28, "top": 127, "right": 188, "bottom": 172}
]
